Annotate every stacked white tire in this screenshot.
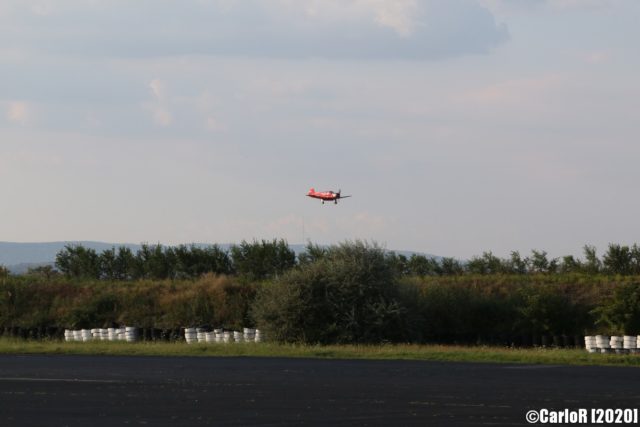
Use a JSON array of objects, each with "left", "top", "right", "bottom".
[
  {"left": 125, "top": 327, "right": 138, "bottom": 342},
  {"left": 610, "top": 336, "right": 624, "bottom": 353},
  {"left": 243, "top": 328, "right": 256, "bottom": 343},
  {"left": 595, "top": 335, "right": 611, "bottom": 353},
  {"left": 623, "top": 335, "right": 637, "bottom": 353},
  {"left": 184, "top": 328, "right": 197, "bottom": 344},
  {"left": 584, "top": 336, "right": 597, "bottom": 353}
]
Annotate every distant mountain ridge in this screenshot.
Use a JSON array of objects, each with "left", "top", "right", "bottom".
[{"left": 0, "top": 241, "right": 440, "bottom": 274}]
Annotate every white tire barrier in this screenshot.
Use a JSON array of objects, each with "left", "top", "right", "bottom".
[
  {"left": 63, "top": 326, "right": 266, "bottom": 344},
  {"left": 595, "top": 335, "right": 610, "bottom": 353},
  {"left": 610, "top": 336, "right": 623, "bottom": 349},
  {"left": 584, "top": 336, "right": 597, "bottom": 353},
  {"left": 584, "top": 334, "right": 640, "bottom": 354},
  {"left": 623, "top": 335, "right": 636, "bottom": 350},
  {"left": 125, "top": 326, "right": 138, "bottom": 342},
  {"left": 184, "top": 328, "right": 197, "bottom": 344},
  {"left": 243, "top": 328, "right": 255, "bottom": 343},
  {"left": 63, "top": 326, "right": 139, "bottom": 343}
]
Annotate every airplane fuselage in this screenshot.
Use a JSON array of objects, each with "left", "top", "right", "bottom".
[
  {"left": 307, "top": 191, "right": 339, "bottom": 201},
  {"left": 306, "top": 188, "right": 350, "bottom": 204}
]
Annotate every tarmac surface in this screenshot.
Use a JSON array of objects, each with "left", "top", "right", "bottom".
[{"left": 0, "top": 355, "right": 639, "bottom": 426}]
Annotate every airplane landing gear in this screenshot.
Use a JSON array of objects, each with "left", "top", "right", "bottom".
[{"left": 334, "top": 200, "right": 337, "bottom": 204}]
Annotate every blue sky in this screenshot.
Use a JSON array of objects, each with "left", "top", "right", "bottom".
[{"left": 1, "top": 0, "right": 639, "bottom": 258}]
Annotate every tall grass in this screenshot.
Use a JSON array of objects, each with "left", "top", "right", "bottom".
[
  {"left": 0, "top": 274, "right": 255, "bottom": 330},
  {"left": 0, "top": 338, "right": 638, "bottom": 367}
]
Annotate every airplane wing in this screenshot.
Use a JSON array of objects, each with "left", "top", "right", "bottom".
[{"left": 339, "top": 195, "right": 352, "bottom": 198}]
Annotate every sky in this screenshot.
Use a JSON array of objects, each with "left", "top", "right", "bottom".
[{"left": 1, "top": 0, "right": 639, "bottom": 259}]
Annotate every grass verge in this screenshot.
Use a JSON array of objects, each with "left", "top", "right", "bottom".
[{"left": 0, "top": 339, "right": 638, "bottom": 367}]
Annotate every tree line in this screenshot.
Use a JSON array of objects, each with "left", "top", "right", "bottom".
[
  {"left": 54, "top": 240, "right": 294, "bottom": 280},
  {"left": 47, "top": 241, "right": 640, "bottom": 281},
  {"left": 4, "top": 241, "right": 640, "bottom": 343}
]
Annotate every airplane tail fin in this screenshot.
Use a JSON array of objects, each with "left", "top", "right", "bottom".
[{"left": 309, "top": 188, "right": 315, "bottom": 193}]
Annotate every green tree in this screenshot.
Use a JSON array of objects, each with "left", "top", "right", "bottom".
[
  {"left": 136, "top": 244, "right": 174, "bottom": 280},
  {"left": 466, "top": 251, "right": 505, "bottom": 274},
  {"left": 559, "top": 255, "right": 582, "bottom": 274},
  {"left": 99, "top": 248, "right": 118, "bottom": 280},
  {"left": 26, "top": 265, "right": 57, "bottom": 281},
  {"left": 252, "top": 241, "right": 408, "bottom": 344},
  {"left": 603, "top": 243, "right": 632, "bottom": 275},
  {"left": 439, "top": 257, "right": 463, "bottom": 275},
  {"left": 387, "top": 252, "right": 409, "bottom": 276},
  {"left": 407, "top": 254, "right": 440, "bottom": 277},
  {"left": 529, "top": 250, "right": 549, "bottom": 273},
  {"left": 509, "top": 251, "right": 528, "bottom": 274},
  {"left": 298, "top": 243, "right": 327, "bottom": 266},
  {"left": 173, "top": 244, "right": 232, "bottom": 278},
  {"left": 594, "top": 282, "right": 640, "bottom": 334},
  {"left": 230, "top": 239, "right": 295, "bottom": 280},
  {"left": 582, "top": 245, "right": 601, "bottom": 274},
  {"left": 55, "top": 245, "right": 100, "bottom": 279},
  {"left": 114, "top": 246, "right": 137, "bottom": 280},
  {"left": 515, "top": 286, "right": 589, "bottom": 336},
  {"left": 631, "top": 244, "right": 640, "bottom": 275}
]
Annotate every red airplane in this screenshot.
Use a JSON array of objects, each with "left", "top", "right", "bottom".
[{"left": 307, "top": 188, "right": 351, "bottom": 204}]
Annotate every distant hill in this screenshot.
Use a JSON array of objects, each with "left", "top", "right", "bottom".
[
  {"left": 0, "top": 241, "right": 440, "bottom": 274},
  {"left": 0, "top": 241, "right": 142, "bottom": 269}
]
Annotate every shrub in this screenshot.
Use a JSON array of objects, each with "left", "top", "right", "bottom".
[
  {"left": 593, "top": 282, "right": 640, "bottom": 335},
  {"left": 413, "top": 282, "right": 516, "bottom": 343},
  {"left": 252, "top": 241, "right": 409, "bottom": 344},
  {"left": 513, "top": 285, "right": 592, "bottom": 336}
]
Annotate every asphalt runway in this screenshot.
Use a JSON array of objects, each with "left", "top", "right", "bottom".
[{"left": 0, "top": 355, "right": 639, "bottom": 426}]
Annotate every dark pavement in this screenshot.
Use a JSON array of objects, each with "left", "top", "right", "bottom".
[{"left": 0, "top": 355, "right": 638, "bottom": 426}]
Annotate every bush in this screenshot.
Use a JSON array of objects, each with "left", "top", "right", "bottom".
[
  {"left": 593, "top": 282, "right": 640, "bottom": 335},
  {"left": 411, "top": 281, "right": 517, "bottom": 343},
  {"left": 252, "top": 241, "right": 409, "bottom": 344},
  {"left": 513, "top": 285, "right": 592, "bottom": 336}
]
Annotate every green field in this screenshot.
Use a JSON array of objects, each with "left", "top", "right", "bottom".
[{"left": 0, "top": 339, "right": 638, "bottom": 367}]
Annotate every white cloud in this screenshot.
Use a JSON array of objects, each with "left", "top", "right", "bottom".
[
  {"left": 360, "top": 0, "right": 419, "bottom": 37},
  {"left": 147, "top": 79, "right": 172, "bottom": 126},
  {"left": 457, "top": 74, "right": 564, "bottom": 107},
  {"left": 149, "top": 79, "right": 166, "bottom": 101},
  {"left": 0, "top": 0, "right": 508, "bottom": 60},
  {"left": 152, "top": 108, "right": 172, "bottom": 127},
  {"left": 584, "top": 51, "right": 609, "bottom": 64},
  {"left": 7, "top": 101, "right": 29, "bottom": 124},
  {"left": 205, "top": 116, "right": 224, "bottom": 131}
]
